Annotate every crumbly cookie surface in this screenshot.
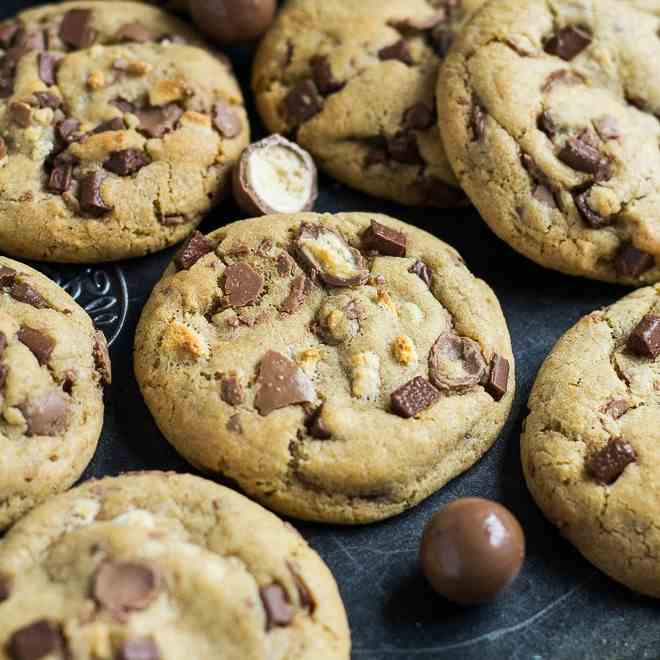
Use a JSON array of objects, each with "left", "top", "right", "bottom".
[
  {"left": 253, "top": 0, "right": 487, "bottom": 208},
  {"left": 438, "top": 0, "right": 660, "bottom": 284},
  {"left": 0, "top": 472, "right": 350, "bottom": 659},
  {"left": 0, "top": 257, "right": 108, "bottom": 530},
  {"left": 134, "top": 212, "right": 514, "bottom": 524},
  {"left": 522, "top": 286, "right": 660, "bottom": 597},
  {"left": 0, "top": 2, "right": 249, "bottom": 263}
]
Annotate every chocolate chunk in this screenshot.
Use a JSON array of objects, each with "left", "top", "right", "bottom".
[
  {"left": 602, "top": 397, "right": 630, "bottom": 419},
  {"left": 7, "top": 620, "right": 64, "bottom": 660},
  {"left": 18, "top": 326, "right": 54, "bottom": 365},
  {"left": 574, "top": 188, "right": 608, "bottom": 227},
  {"left": 558, "top": 135, "right": 611, "bottom": 178},
  {"left": 9, "top": 282, "right": 48, "bottom": 308},
  {"left": 112, "top": 97, "right": 135, "bottom": 114},
  {"left": 59, "top": 9, "right": 96, "bottom": 49},
  {"left": 279, "top": 274, "right": 308, "bottom": 314},
  {"left": 408, "top": 260, "right": 432, "bottom": 286},
  {"left": 537, "top": 111, "right": 557, "bottom": 138},
  {"left": 19, "top": 390, "right": 70, "bottom": 436},
  {"left": 277, "top": 253, "right": 294, "bottom": 276},
  {"left": 587, "top": 438, "right": 637, "bottom": 484},
  {"left": 429, "top": 333, "right": 487, "bottom": 391},
  {"left": 47, "top": 162, "right": 73, "bottom": 194},
  {"left": 378, "top": 39, "right": 413, "bottom": 65},
  {"left": 93, "top": 561, "right": 161, "bottom": 619},
  {"left": 469, "top": 102, "right": 486, "bottom": 141},
  {"left": 304, "top": 403, "right": 331, "bottom": 439},
  {"left": 9, "top": 102, "right": 32, "bottom": 128},
  {"left": 282, "top": 79, "right": 323, "bottom": 125},
  {"left": 93, "top": 329, "right": 112, "bottom": 385},
  {"left": 287, "top": 562, "right": 317, "bottom": 612},
  {"left": 295, "top": 224, "right": 368, "bottom": 287},
  {"left": 79, "top": 172, "right": 112, "bottom": 216},
  {"left": 260, "top": 584, "right": 293, "bottom": 629},
  {"left": 135, "top": 104, "right": 183, "bottom": 138},
  {"left": 174, "top": 231, "right": 214, "bottom": 271},
  {"left": 93, "top": 117, "right": 125, "bottom": 134},
  {"left": 431, "top": 28, "right": 455, "bottom": 57},
  {"left": 56, "top": 118, "right": 81, "bottom": 143},
  {"left": 104, "top": 149, "right": 149, "bottom": 176},
  {"left": 223, "top": 263, "right": 264, "bottom": 308},
  {"left": 386, "top": 131, "right": 423, "bottom": 164},
  {"left": 0, "top": 76, "right": 14, "bottom": 99},
  {"left": 364, "top": 142, "right": 388, "bottom": 168},
  {"left": 114, "top": 22, "right": 155, "bottom": 43},
  {"left": 220, "top": 375, "right": 244, "bottom": 406},
  {"left": 403, "top": 102, "right": 435, "bottom": 131},
  {"left": 391, "top": 376, "right": 440, "bottom": 418},
  {"left": 0, "top": 23, "right": 19, "bottom": 48},
  {"left": 33, "top": 91, "right": 61, "bottom": 109},
  {"left": 390, "top": 11, "right": 446, "bottom": 31},
  {"left": 212, "top": 101, "right": 242, "bottom": 138},
  {"left": 484, "top": 354, "right": 509, "bottom": 401},
  {"left": 541, "top": 69, "right": 584, "bottom": 92},
  {"left": 544, "top": 26, "right": 592, "bottom": 60},
  {"left": 310, "top": 55, "right": 345, "bottom": 95},
  {"left": 615, "top": 244, "right": 655, "bottom": 279},
  {"left": 14, "top": 29, "right": 46, "bottom": 53},
  {"left": 37, "top": 52, "right": 58, "bottom": 86},
  {"left": 117, "top": 638, "right": 161, "bottom": 660},
  {"left": 0, "top": 265, "right": 16, "bottom": 287},
  {"left": 362, "top": 220, "right": 407, "bottom": 257},
  {"left": 254, "top": 350, "right": 315, "bottom": 416},
  {"left": 0, "top": 364, "right": 6, "bottom": 391},
  {"left": 594, "top": 115, "right": 621, "bottom": 141},
  {"left": 0, "top": 573, "right": 12, "bottom": 602},
  {"left": 628, "top": 314, "right": 660, "bottom": 358},
  {"left": 533, "top": 184, "right": 557, "bottom": 209}
]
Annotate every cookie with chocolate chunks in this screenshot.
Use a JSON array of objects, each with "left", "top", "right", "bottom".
[
  {"left": 0, "top": 472, "right": 350, "bottom": 659},
  {"left": 253, "top": 0, "right": 491, "bottom": 207},
  {"left": 0, "top": 257, "right": 109, "bottom": 530},
  {"left": 522, "top": 285, "right": 660, "bottom": 598},
  {"left": 135, "top": 212, "right": 514, "bottom": 524},
  {"left": 0, "top": 2, "right": 249, "bottom": 263},
  {"left": 438, "top": 0, "right": 660, "bottom": 284}
]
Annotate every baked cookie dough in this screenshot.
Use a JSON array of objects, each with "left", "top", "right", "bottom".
[
  {"left": 0, "top": 257, "right": 110, "bottom": 531},
  {"left": 438, "top": 0, "right": 660, "bottom": 284},
  {"left": 522, "top": 286, "right": 660, "bottom": 597},
  {"left": 0, "top": 471, "right": 350, "bottom": 659},
  {"left": 135, "top": 212, "right": 514, "bottom": 524},
  {"left": 252, "top": 0, "right": 487, "bottom": 207},
  {"left": 0, "top": 2, "right": 249, "bottom": 263}
]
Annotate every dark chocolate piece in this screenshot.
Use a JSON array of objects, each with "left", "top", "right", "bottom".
[
  {"left": 615, "top": 244, "right": 655, "bottom": 279},
  {"left": 587, "top": 438, "right": 637, "bottom": 484},
  {"left": 544, "top": 25, "right": 591, "bottom": 60},
  {"left": 104, "top": 149, "right": 150, "bottom": 176},
  {"left": 7, "top": 619, "right": 64, "bottom": 660},
  {"left": 378, "top": 39, "right": 414, "bottom": 65},
  {"left": 174, "top": 231, "right": 214, "bottom": 271},
  {"left": 59, "top": 9, "right": 96, "bottom": 50},
  {"left": 79, "top": 172, "right": 113, "bottom": 216},
  {"left": 485, "top": 354, "right": 509, "bottom": 401},
  {"left": 628, "top": 314, "right": 660, "bottom": 358},
  {"left": 281, "top": 79, "right": 323, "bottom": 125},
  {"left": 361, "top": 220, "right": 407, "bottom": 257}
]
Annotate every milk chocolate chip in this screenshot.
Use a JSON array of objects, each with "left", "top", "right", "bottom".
[
  {"left": 544, "top": 25, "right": 591, "bottom": 60},
  {"left": 558, "top": 134, "right": 611, "bottom": 179},
  {"left": 485, "top": 354, "right": 509, "bottom": 401},
  {"left": 295, "top": 224, "right": 368, "bottom": 287},
  {"left": 361, "top": 220, "right": 407, "bottom": 257},
  {"left": 117, "top": 638, "right": 161, "bottom": 660},
  {"left": 628, "top": 314, "right": 660, "bottom": 358},
  {"left": 390, "top": 376, "right": 440, "bottom": 418},
  {"left": 37, "top": 53, "right": 58, "bottom": 86},
  {"left": 19, "top": 390, "right": 70, "bottom": 437},
  {"left": 419, "top": 498, "right": 525, "bottom": 604},
  {"left": 104, "top": 149, "right": 150, "bottom": 176},
  {"left": 9, "top": 282, "right": 48, "bottom": 308},
  {"left": 279, "top": 274, "right": 308, "bottom": 315},
  {"left": 213, "top": 101, "right": 242, "bottom": 138},
  {"left": 220, "top": 374, "right": 244, "bottom": 405},
  {"left": 254, "top": 350, "right": 315, "bottom": 416},
  {"left": 223, "top": 263, "right": 264, "bottom": 307},
  {"left": 232, "top": 135, "right": 318, "bottom": 216},
  {"left": 174, "top": 231, "right": 214, "bottom": 270},
  {"left": 59, "top": 9, "right": 96, "bottom": 50},
  {"left": 18, "top": 326, "right": 54, "bottom": 365},
  {"left": 189, "top": 0, "right": 276, "bottom": 45},
  {"left": 260, "top": 584, "right": 293, "bottom": 629},
  {"left": 7, "top": 619, "right": 64, "bottom": 660},
  {"left": 587, "top": 438, "right": 637, "bottom": 484},
  {"left": 429, "top": 333, "right": 487, "bottom": 391},
  {"left": 135, "top": 104, "right": 183, "bottom": 138},
  {"left": 93, "top": 561, "right": 161, "bottom": 619},
  {"left": 79, "top": 172, "right": 112, "bottom": 216}
]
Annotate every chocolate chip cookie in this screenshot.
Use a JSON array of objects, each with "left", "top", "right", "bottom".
[
  {"left": 134, "top": 212, "right": 514, "bottom": 523},
  {"left": 522, "top": 286, "right": 660, "bottom": 597},
  {"left": 438, "top": 0, "right": 660, "bottom": 284},
  {"left": 0, "top": 2, "right": 249, "bottom": 263},
  {"left": 0, "top": 257, "right": 110, "bottom": 530},
  {"left": 252, "top": 0, "right": 489, "bottom": 207},
  {"left": 0, "top": 471, "right": 350, "bottom": 659}
]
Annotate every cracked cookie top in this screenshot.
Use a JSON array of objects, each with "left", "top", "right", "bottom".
[
  {"left": 0, "top": 472, "right": 350, "bottom": 660},
  {"left": 522, "top": 285, "right": 660, "bottom": 597},
  {"left": 134, "top": 212, "right": 514, "bottom": 524},
  {"left": 0, "top": 257, "right": 109, "bottom": 531},
  {"left": 252, "top": 0, "right": 488, "bottom": 208},
  {"left": 0, "top": 2, "right": 249, "bottom": 263},
  {"left": 438, "top": 0, "right": 660, "bottom": 284}
]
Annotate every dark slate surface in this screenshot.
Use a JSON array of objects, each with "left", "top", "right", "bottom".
[{"left": 3, "top": 2, "right": 658, "bottom": 658}]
